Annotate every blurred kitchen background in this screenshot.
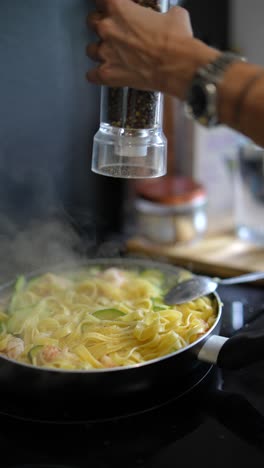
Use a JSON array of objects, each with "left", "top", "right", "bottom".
[
  {"left": 191, "top": 0, "right": 264, "bottom": 222},
  {"left": 0, "top": 0, "right": 263, "bottom": 279}
]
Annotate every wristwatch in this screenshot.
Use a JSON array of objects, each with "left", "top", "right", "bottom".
[{"left": 185, "top": 52, "right": 246, "bottom": 127}]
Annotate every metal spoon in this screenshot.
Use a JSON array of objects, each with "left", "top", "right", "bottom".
[{"left": 164, "top": 271, "right": 264, "bottom": 305}]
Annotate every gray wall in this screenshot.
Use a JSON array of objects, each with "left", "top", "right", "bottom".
[
  {"left": 231, "top": 0, "right": 264, "bottom": 65},
  {"left": 0, "top": 0, "right": 110, "bottom": 228}
]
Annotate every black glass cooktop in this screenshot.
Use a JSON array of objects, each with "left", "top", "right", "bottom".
[{"left": 1, "top": 283, "right": 264, "bottom": 468}]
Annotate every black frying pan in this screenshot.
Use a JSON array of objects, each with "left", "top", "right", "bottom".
[{"left": 0, "top": 257, "right": 262, "bottom": 422}]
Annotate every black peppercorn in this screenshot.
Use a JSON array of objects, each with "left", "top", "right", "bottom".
[{"left": 105, "top": 0, "right": 163, "bottom": 130}]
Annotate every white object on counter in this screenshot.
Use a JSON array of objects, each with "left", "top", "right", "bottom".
[{"left": 135, "top": 197, "right": 207, "bottom": 244}]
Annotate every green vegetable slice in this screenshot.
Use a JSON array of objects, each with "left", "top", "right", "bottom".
[
  {"left": 14, "top": 275, "right": 26, "bottom": 293},
  {"left": 0, "top": 321, "right": 5, "bottom": 334},
  {"left": 92, "top": 309, "right": 125, "bottom": 320},
  {"left": 28, "top": 345, "right": 44, "bottom": 364},
  {"left": 140, "top": 269, "right": 164, "bottom": 286},
  {"left": 151, "top": 298, "right": 169, "bottom": 311},
  {"left": 6, "top": 305, "right": 38, "bottom": 334},
  {"left": 8, "top": 275, "right": 27, "bottom": 313},
  {"left": 153, "top": 304, "right": 168, "bottom": 312}
]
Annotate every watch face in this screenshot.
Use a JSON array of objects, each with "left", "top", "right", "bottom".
[{"left": 188, "top": 83, "right": 207, "bottom": 118}]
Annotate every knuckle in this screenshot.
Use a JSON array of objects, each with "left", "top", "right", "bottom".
[
  {"left": 108, "top": 0, "right": 121, "bottom": 11},
  {"left": 178, "top": 6, "right": 190, "bottom": 19},
  {"left": 97, "top": 18, "right": 113, "bottom": 39},
  {"left": 98, "top": 42, "right": 109, "bottom": 61},
  {"left": 97, "top": 65, "right": 111, "bottom": 83}
]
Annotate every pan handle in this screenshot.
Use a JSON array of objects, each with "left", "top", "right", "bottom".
[{"left": 198, "top": 330, "right": 264, "bottom": 370}]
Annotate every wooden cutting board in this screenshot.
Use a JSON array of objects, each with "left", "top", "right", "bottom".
[{"left": 126, "top": 218, "right": 264, "bottom": 278}]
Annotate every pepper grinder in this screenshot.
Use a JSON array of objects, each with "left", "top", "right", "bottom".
[{"left": 91, "top": 0, "right": 169, "bottom": 179}]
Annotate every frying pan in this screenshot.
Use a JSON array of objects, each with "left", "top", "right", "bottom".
[{"left": 0, "top": 257, "right": 262, "bottom": 423}]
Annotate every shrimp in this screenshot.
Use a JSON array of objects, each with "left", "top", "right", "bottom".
[
  {"left": 100, "top": 355, "right": 116, "bottom": 368},
  {"left": 6, "top": 337, "right": 24, "bottom": 360},
  {"left": 101, "top": 268, "right": 127, "bottom": 287},
  {"left": 40, "top": 345, "right": 61, "bottom": 362},
  {"left": 40, "top": 346, "right": 81, "bottom": 367}
]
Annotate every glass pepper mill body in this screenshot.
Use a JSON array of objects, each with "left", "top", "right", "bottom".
[{"left": 92, "top": 0, "right": 169, "bottom": 179}]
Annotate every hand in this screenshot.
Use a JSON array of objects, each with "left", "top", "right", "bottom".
[{"left": 86, "top": 0, "right": 214, "bottom": 99}]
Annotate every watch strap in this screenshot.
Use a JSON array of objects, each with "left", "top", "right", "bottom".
[{"left": 185, "top": 52, "right": 246, "bottom": 127}]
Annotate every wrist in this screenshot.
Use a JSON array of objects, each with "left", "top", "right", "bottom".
[
  {"left": 158, "top": 37, "right": 220, "bottom": 99},
  {"left": 185, "top": 51, "right": 246, "bottom": 127},
  {"left": 217, "top": 62, "right": 263, "bottom": 129},
  {"left": 181, "top": 39, "right": 221, "bottom": 98}
]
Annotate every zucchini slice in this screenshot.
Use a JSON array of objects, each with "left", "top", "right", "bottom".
[
  {"left": 8, "top": 275, "right": 27, "bottom": 313},
  {"left": 0, "top": 321, "right": 5, "bottom": 334},
  {"left": 92, "top": 308, "right": 125, "bottom": 320},
  {"left": 7, "top": 307, "right": 34, "bottom": 334},
  {"left": 28, "top": 345, "right": 44, "bottom": 364},
  {"left": 140, "top": 269, "right": 164, "bottom": 286},
  {"left": 151, "top": 298, "right": 169, "bottom": 311}
]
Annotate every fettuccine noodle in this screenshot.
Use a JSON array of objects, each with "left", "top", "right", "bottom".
[{"left": 0, "top": 266, "right": 217, "bottom": 370}]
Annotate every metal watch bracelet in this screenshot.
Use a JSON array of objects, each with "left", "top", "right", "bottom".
[{"left": 185, "top": 51, "right": 246, "bottom": 127}]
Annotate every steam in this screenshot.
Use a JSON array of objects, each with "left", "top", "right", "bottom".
[
  {"left": 0, "top": 153, "right": 126, "bottom": 282},
  {"left": 0, "top": 210, "right": 127, "bottom": 283},
  {"left": 0, "top": 216, "right": 86, "bottom": 282}
]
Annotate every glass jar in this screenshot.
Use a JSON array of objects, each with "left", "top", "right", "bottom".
[
  {"left": 134, "top": 176, "right": 208, "bottom": 244},
  {"left": 232, "top": 138, "right": 264, "bottom": 244},
  {"left": 92, "top": 0, "right": 169, "bottom": 179}
]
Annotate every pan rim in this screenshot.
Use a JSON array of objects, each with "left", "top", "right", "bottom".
[{"left": 0, "top": 257, "right": 223, "bottom": 374}]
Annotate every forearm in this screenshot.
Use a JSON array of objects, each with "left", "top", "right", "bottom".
[
  {"left": 162, "top": 37, "right": 264, "bottom": 146},
  {"left": 218, "top": 61, "right": 264, "bottom": 146}
]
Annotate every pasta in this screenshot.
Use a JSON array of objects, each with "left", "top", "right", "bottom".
[{"left": 0, "top": 266, "right": 217, "bottom": 370}]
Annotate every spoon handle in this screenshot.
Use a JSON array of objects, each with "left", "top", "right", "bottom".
[{"left": 220, "top": 271, "right": 264, "bottom": 285}]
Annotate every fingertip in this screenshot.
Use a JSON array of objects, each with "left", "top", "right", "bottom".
[
  {"left": 86, "top": 70, "right": 97, "bottom": 83},
  {"left": 86, "top": 11, "right": 103, "bottom": 29},
  {"left": 86, "top": 71, "right": 92, "bottom": 81}
]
